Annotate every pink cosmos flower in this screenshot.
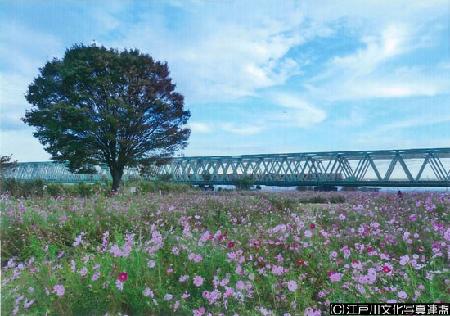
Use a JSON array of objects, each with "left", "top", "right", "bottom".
[
  {"left": 193, "top": 275, "right": 204, "bottom": 287},
  {"left": 236, "top": 280, "right": 245, "bottom": 290},
  {"left": 193, "top": 307, "right": 206, "bottom": 316},
  {"left": 78, "top": 267, "right": 88, "bottom": 277},
  {"left": 223, "top": 287, "right": 234, "bottom": 298},
  {"left": 164, "top": 293, "right": 173, "bottom": 301},
  {"left": 399, "top": 255, "right": 409, "bottom": 265},
  {"left": 351, "top": 260, "right": 362, "bottom": 270},
  {"left": 110, "top": 244, "right": 122, "bottom": 257},
  {"left": 271, "top": 265, "right": 285, "bottom": 275},
  {"left": 143, "top": 287, "right": 154, "bottom": 298},
  {"left": 328, "top": 272, "right": 343, "bottom": 283},
  {"left": 53, "top": 284, "right": 65, "bottom": 297},
  {"left": 24, "top": 299, "right": 35, "bottom": 309},
  {"left": 91, "top": 271, "right": 100, "bottom": 281},
  {"left": 220, "top": 277, "right": 229, "bottom": 287},
  {"left": 172, "top": 246, "right": 180, "bottom": 255},
  {"left": 188, "top": 253, "right": 203, "bottom": 263},
  {"left": 304, "top": 307, "right": 321, "bottom": 316},
  {"left": 115, "top": 279, "right": 124, "bottom": 291},
  {"left": 444, "top": 228, "right": 450, "bottom": 242},
  {"left": 287, "top": 280, "right": 298, "bottom": 292},
  {"left": 73, "top": 232, "right": 85, "bottom": 247}
]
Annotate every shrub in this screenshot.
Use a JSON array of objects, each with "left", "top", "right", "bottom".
[
  {"left": 46, "top": 184, "right": 65, "bottom": 197},
  {"left": 233, "top": 176, "right": 254, "bottom": 190},
  {"left": 128, "top": 180, "right": 194, "bottom": 194},
  {"left": 0, "top": 179, "right": 45, "bottom": 197}
]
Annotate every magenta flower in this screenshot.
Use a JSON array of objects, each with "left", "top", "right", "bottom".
[{"left": 118, "top": 272, "right": 128, "bottom": 282}]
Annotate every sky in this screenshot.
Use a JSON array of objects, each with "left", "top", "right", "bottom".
[{"left": 1, "top": 0, "right": 449, "bottom": 162}]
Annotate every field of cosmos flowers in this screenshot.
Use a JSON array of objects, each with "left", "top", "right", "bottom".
[{"left": 1, "top": 190, "right": 449, "bottom": 315}]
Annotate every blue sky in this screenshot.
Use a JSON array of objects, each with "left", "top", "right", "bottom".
[{"left": 1, "top": 0, "right": 449, "bottom": 161}]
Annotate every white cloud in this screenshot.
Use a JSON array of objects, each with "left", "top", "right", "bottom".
[
  {"left": 353, "top": 113, "right": 450, "bottom": 150},
  {"left": 334, "top": 106, "right": 366, "bottom": 127},
  {"left": 107, "top": 3, "right": 308, "bottom": 102},
  {"left": 372, "top": 114, "right": 450, "bottom": 134},
  {"left": 0, "top": 22, "right": 64, "bottom": 134},
  {"left": 220, "top": 123, "right": 264, "bottom": 136},
  {"left": 306, "top": 14, "right": 449, "bottom": 101},
  {"left": 269, "top": 93, "right": 327, "bottom": 128},
  {"left": 188, "top": 122, "right": 212, "bottom": 134},
  {"left": 0, "top": 129, "right": 50, "bottom": 161}
]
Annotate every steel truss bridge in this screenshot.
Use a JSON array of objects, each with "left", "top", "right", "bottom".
[{"left": 2, "top": 148, "right": 450, "bottom": 187}]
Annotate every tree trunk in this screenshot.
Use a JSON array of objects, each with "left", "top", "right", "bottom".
[{"left": 111, "top": 168, "right": 124, "bottom": 192}]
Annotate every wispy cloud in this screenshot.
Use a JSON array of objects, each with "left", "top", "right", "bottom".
[
  {"left": 334, "top": 106, "right": 366, "bottom": 127},
  {"left": 269, "top": 93, "right": 327, "bottom": 128},
  {"left": 107, "top": 2, "right": 310, "bottom": 102},
  {"left": 188, "top": 122, "right": 212, "bottom": 134},
  {"left": 220, "top": 123, "right": 264, "bottom": 136},
  {"left": 306, "top": 21, "right": 449, "bottom": 100}
]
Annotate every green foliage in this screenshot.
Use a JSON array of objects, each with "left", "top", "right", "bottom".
[
  {"left": 23, "top": 44, "right": 191, "bottom": 191},
  {"left": 201, "top": 171, "right": 212, "bottom": 182},
  {"left": 0, "top": 155, "right": 17, "bottom": 176},
  {"left": 157, "top": 174, "right": 173, "bottom": 182},
  {"left": 232, "top": 176, "right": 254, "bottom": 190},
  {"left": 128, "top": 180, "right": 194, "bottom": 193},
  {"left": 0, "top": 179, "right": 45, "bottom": 197},
  {"left": 329, "top": 195, "right": 346, "bottom": 203},
  {"left": 0, "top": 180, "right": 110, "bottom": 198}
]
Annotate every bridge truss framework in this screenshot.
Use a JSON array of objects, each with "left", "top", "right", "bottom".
[{"left": 2, "top": 148, "right": 450, "bottom": 187}]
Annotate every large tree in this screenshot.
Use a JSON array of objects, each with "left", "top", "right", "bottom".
[{"left": 24, "top": 45, "right": 190, "bottom": 191}]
